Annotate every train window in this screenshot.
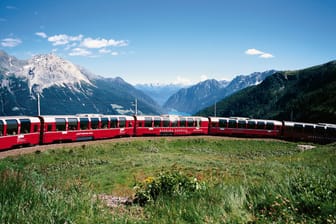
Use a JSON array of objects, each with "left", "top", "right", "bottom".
[
  {"left": 47, "top": 124, "right": 53, "bottom": 131},
  {"left": 145, "top": 117, "right": 152, "bottom": 127},
  {"left": 304, "top": 125, "right": 314, "bottom": 134},
  {"left": 20, "top": 119, "right": 31, "bottom": 133},
  {"left": 257, "top": 121, "right": 265, "bottom": 129},
  {"left": 266, "top": 122, "right": 274, "bottom": 130},
  {"left": 91, "top": 118, "right": 99, "bottom": 129},
  {"left": 6, "top": 119, "right": 18, "bottom": 135},
  {"left": 111, "top": 117, "right": 118, "bottom": 128},
  {"left": 187, "top": 118, "right": 194, "bottom": 127},
  {"left": 247, "top": 121, "right": 256, "bottom": 129},
  {"left": 101, "top": 117, "right": 109, "bottom": 129},
  {"left": 171, "top": 119, "right": 178, "bottom": 127},
  {"left": 228, "top": 120, "right": 236, "bottom": 128},
  {"left": 137, "top": 121, "right": 143, "bottom": 127},
  {"left": 211, "top": 122, "right": 217, "bottom": 128},
  {"left": 326, "top": 127, "right": 336, "bottom": 136},
  {"left": 80, "top": 118, "right": 89, "bottom": 130},
  {"left": 56, "top": 118, "right": 66, "bottom": 131},
  {"left": 0, "top": 120, "right": 3, "bottom": 136},
  {"left": 238, "top": 120, "right": 246, "bottom": 128},
  {"left": 163, "top": 118, "right": 170, "bottom": 127},
  {"left": 315, "top": 126, "right": 325, "bottom": 135},
  {"left": 68, "top": 118, "right": 78, "bottom": 130},
  {"left": 119, "top": 117, "right": 126, "bottom": 128},
  {"left": 219, "top": 119, "right": 227, "bottom": 128},
  {"left": 154, "top": 117, "right": 161, "bottom": 127},
  {"left": 180, "top": 118, "right": 186, "bottom": 127},
  {"left": 294, "top": 124, "right": 303, "bottom": 132}
]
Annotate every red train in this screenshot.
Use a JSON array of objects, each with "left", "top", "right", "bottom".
[
  {"left": 0, "top": 116, "right": 41, "bottom": 150},
  {"left": 208, "top": 117, "right": 282, "bottom": 138},
  {"left": 134, "top": 115, "right": 209, "bottom": 136},
  {"left": 0, "top": 114, "right": 335, "bottom": 151},
  {"left": 39, "top": 115, "right": 135, "bottom": 144}
]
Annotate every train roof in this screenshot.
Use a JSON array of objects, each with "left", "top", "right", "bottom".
[
  {"left": 0, "top": 116, "right": 40, "bottom": 122},
  {"left": 283, "top": 121, "right": 321, "bottom": 127},
  {"left": 135, "top": 115, "right": 208, "bottom": 120},
  {"left": 39, "top": 114, "right": 134, "bottom": 122},
  {"left": 318, "top": 123, "right": 336, "bottom": 128},
  {"left": 208, "top": 116, "right": 282, "bottom": 124}
]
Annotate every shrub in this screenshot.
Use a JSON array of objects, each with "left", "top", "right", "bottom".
[{"left": 133, "top": 170, "right": 206, "bottom": 206}]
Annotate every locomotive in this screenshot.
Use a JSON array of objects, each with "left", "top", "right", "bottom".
[{"left": 0, "top": 114, "right": 335, "bottom": 151}]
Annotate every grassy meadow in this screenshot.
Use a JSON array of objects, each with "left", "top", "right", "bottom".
[{"left": 0, "top": 137, "right": 335, "bottom": 223}]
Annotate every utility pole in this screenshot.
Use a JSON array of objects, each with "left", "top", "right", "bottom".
[
  {"left": 214, "top": 102, "right": 217, "bottom": 117},
  {"left": 37, "top": 93, "right": 40, "bottom": 116},
  {"left": 135, "top": 98, "right": 138, "bottom": 115}
]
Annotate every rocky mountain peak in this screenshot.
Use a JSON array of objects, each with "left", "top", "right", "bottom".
[
  {"left": 16, "top": 53, "right": 93, "bottom": 93},
  {"left": 0, "top": 51, "right": 162, "bottom": 115}
]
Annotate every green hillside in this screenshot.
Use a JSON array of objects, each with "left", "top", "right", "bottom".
[{"left": 197, "top": 60, "right": 336, "bottom": 123}]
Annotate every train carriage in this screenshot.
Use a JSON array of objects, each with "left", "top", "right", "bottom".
[
  {"left": 39, "top": 114, "right": 134, "bottom": 144},
  {"left": 134, "top": 115, "right": 209, "bottom": 136},
  {"left": 209, "top": 117, "right": 283, "bottom": 138},
  {"left": 0, "top": 116, "right": 41, "bottom": 151},
  {"left": 283, "top": 121, "right": 336, "bottom": 143}
]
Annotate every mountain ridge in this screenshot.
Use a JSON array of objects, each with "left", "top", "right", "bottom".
[
  {"left": 196, "top": 60, "right": 336, "bottom": 123},
  {"left": 0, "top": 51, "right": 161, "bottom": 116},
  {"left": 163, "top": 70, "right": 276, "bottom": 114}
]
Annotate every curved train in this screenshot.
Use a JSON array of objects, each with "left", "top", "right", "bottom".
[{"left": 0, "top": 114, "right": 335, "bottom": 151}]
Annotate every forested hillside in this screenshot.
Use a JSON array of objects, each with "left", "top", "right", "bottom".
[{"left": 197, "top": 61, "right": 336, "bottom": 123}]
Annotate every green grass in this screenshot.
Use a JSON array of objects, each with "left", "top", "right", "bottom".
[{"left": 0, "top": 137, "right": 335, "bottom": 223}]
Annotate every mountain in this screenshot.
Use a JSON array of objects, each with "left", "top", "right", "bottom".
[
  {"left": 222, "top": 70, "right": 276, "bottom": 96},
  {"left": 163, "top": 70, "right": 276, "bottom": 115},
  {"left": 135, "top": 83, "right": 186, "bottom": 106},
  {"left": 0, "top": 51, "right": 161, "bottom": 116},
  {"left": 162, "top": 79, "right": 228, "bottom": 115},
  {"left": 196, "top": 60, "right": 336, "bottom": 123}
]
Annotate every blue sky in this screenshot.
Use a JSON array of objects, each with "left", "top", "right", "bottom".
[{"left": 1, "top": 0, "right": 335, "bottom": 84}]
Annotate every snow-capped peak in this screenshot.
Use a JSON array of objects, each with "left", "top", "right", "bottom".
[{"left": 18, "top": 53, "right": 92, "bottom": 92}]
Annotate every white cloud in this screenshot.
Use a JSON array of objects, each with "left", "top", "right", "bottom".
[
  {"left": 260, "top": 53, "right": 274, "bottom": 58},
  {"left": 245, "top": 48, "right": 274, "bottom": 59},
  {"left": 81, "top": 37, "right": 128, "bottom": 48},
  {"left": 99, "top": 48, "right": 111, "bottom": 54},
  {"left": 69, "top": 48, "right": 91, "bottom": 56},
  {"left": 48, "top": 34, "right": 83, "bottom": 46},
  {"left": 1, "top": 38, "right": 22, "bottom": 47},
  {"left": 35, "top": 32, "right": 47, "bottom": 38},
  {"left": 37, "top": 33, "right": 127, "bottom": 57},
  {"left": 173, "top": 76, "right": 192, "bottom": 85},
  {"left": 64, "top": 42, "right": 77, "bottom": 50},
  {"left": 99, "top": 49, "right": 119, "bottom": 56},
  {"left": 245, "top": 48, "right": 264, "bottom": 55}
]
